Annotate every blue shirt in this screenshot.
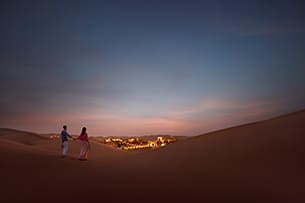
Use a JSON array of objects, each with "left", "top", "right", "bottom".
[{"left": 61, "top": 130, "right": 71, "bottom": 143}]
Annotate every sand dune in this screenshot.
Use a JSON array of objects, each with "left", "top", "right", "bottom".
[
  {"left": 0, "top": 128, "right": 49, "bottom": 144},
  {"left": 1, "top": 110, "right": 305, "bottom": 202}
]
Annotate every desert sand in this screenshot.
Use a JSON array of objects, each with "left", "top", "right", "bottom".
[{"left": 1, "top": 110, "right": 305, "bottom": 203}]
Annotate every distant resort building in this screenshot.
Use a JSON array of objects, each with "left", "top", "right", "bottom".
[{"left": 104, "top": 136, "right": 177, "bottom": 150}]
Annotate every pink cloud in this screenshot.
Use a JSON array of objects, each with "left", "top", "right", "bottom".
[
  {"left": 167, "top": 98, "right": 280, "bottom": 135},
  {"left": 168, "top": 98, "right": 275, "bottom": 117},
  {"left": 1, "top": 96, "right": 283, "bottom": 137}
]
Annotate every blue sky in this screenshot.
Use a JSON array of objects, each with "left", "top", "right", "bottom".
[{"left": 1, "top": 0, "right": 305, "bottom": 136}]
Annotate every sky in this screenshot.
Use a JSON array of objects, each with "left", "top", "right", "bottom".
[{"left": 1, "top": 0, "right": 305, "bottom": 136}]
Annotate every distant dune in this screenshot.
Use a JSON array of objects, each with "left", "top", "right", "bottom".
[{"left": 1, "top": 109, "right": 305, "bottom": 203}]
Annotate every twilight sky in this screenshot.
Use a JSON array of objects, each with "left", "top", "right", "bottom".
[{"left": 1, "top": 0, "right": 305, "bottom": 136}]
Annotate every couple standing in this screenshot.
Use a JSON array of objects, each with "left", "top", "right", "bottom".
[{"left": 61, "top": 125, "right": 90, "bottom": 161}]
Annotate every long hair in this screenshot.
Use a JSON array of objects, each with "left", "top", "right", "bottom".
[{"left": 81, "top": 127, "right": 86, "bottom": 135}]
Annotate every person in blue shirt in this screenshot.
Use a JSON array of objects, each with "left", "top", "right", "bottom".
[{"left": 61, "top": 125, "right": 74, "bottom": 158}]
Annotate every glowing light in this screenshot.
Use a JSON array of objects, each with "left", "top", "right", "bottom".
[
  {"left": 102, "top": 136, "right": 176, "bottom": 150},
  {"left": 49, "top": 135, "right": 60, "bottom": 139}
]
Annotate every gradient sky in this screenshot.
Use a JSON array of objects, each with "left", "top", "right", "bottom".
[{"left": 1, "top": 0, "right": 305, "bottom": 136}]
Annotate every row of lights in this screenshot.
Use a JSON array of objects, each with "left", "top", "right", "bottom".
[{"left": 104, "top": 136, "right": 176, "bottom": 150}]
